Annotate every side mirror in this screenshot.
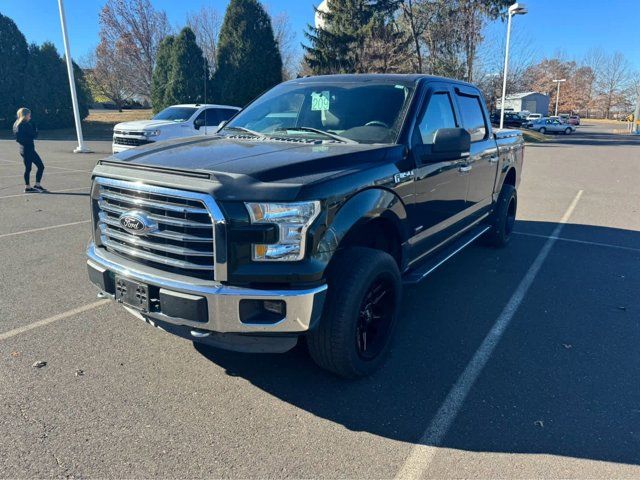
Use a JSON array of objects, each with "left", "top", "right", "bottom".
[
  {"left": 194, "top": 118, "right": 205, "bottom": 130},
  {"left": 430, "top": 128, "right": 470, "bottom": 161},
  {"left": 216, "top": 120, "right": 227, "bottom": 132}
]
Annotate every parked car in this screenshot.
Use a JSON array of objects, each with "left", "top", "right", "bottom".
[
  {"left": 87, "top": 74, "right": 524, "bottom": 378},
  {"left": 529, "top": 118, "right": 576, "bottom": 134},
  {"left": 568, "top": 115, "right": 580, "bottom": 125},
  {"left": 527, "top": 113, "right": 542, "bottom": 121},
  {"left": 112, "top": 104, "right": 241, "bottom": 154},
  {"left": 490, "top": 111, "right": 525, "bottom": 127},
  {"left": 559, "top": 113, "right": 570, "bottom": 123}
]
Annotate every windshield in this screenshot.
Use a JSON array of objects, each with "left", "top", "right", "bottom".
[
  {"left": 221, "top": 81, "right": 415, "bottom": 144},
  {"left": 152, "top": 107, "right": 198, "bottom": 122}
]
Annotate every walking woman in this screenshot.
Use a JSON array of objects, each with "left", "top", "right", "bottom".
[{"left": 13, "top": 108, "right": 46, "bottom": 193}]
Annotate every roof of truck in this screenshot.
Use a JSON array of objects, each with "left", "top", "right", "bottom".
[{"left": 288, "top": 73, "right": 476, "bottom": 88}]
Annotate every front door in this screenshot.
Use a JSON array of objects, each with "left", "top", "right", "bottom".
[{"left": 408, "top": 85, "right": 471, "bottom": 260}]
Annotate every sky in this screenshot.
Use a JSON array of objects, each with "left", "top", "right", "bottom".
[{"left": 1, "top": 0, "right": 639, "bottom": 71}]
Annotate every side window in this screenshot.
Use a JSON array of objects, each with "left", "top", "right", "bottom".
[
  {"left": 456, "top": 93, "right": 487, "bottom": 142},
  {"left": 204, "top": 109, "right": 221, "bottom": 126},
  {"left": 417, "top": 92, "right": 457, "bottom": 145},
  {"left": 217, "top": 108, "right": 237, "bottom": 122}
]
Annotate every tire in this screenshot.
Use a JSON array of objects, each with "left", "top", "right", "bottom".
[
  {"left": 538, "top": 127, "right": 546, "bottom": 134},
  {"left": 483, "top": 184, "right": 517, "bottom": 248},
  {"left": 564, "top": 127, "right": 572, "bottom": 135},
  {"left": 307, "top": 247, "right": 402, "bottom": 378}
]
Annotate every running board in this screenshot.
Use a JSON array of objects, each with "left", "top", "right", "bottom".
[{"left": 403, "top": 224, "right": 491, "bottom": 284}]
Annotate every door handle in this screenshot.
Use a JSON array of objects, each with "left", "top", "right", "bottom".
[{"left": 459, "top": 165, "right": 472, "bottom": 173}]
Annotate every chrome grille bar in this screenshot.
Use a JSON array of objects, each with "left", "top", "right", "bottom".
[{"left": 92, "top": 177, "right": 226, "bottom": 281}]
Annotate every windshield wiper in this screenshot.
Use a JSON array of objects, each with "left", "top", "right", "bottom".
[
  {"left": 274, "top": 127, "right": 356, "bottom": 144},
  {"left": 221, "top": 126, "right": 264, "bottom": 137}
]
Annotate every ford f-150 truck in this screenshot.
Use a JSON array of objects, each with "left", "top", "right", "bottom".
[{"left": 87, "top": 74, "right": 523, "bottom": 378}]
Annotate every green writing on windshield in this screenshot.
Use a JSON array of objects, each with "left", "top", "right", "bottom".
[{"left": 311, "top": 91, "right": 330, "bottom": 111}]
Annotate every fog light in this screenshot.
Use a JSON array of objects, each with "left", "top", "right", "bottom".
[{"left": 263, "top": 300, "right": 285, "bottom": 315}]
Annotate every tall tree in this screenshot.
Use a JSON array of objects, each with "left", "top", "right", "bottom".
[
  {"left": 90, "top": 36, "right": 136, "bottom": 111},
  {"left": 0, "top": 13, "right": 28, "bottom": 128},
  {"left": 22, "top": 43, "right": 90, "bottom": 129},
  {"left": 597, "top": 52, "right": 631, "bottom": 119},
  {"left": 304, "top": 0, "right": 402, "bottom": 74},
  {"left": 98, "top": 0, "right": 170, "bottom": 98},
  {"left": 272, "top": 12, "right": 298, "bottom": 80},
  {"left": 150, "top": 35, "right": 175, "bottom": 112},
  {"left": 186, "top": 6, "right": 222, "bottom": 74},
  {"left": 164, "top": 28, "right": 209, "bottom": 106},
  {"left": 214, "top": 0, "right": 282, "bottom": 106}
]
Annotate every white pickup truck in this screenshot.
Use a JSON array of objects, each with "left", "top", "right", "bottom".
[{"left": 112, "top": 104, "right": 241, "bottom": 154}]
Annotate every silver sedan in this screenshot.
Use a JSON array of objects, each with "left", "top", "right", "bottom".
[{"left": 529, "top": 118, "right": 577, "bottom": 135}]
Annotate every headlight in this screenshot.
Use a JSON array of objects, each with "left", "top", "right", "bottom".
[
  {"left": 245, "top": 201, "right": 321, "bottom": 261},
  {"left": 144, "top": 130, "right": 161, "bottom": 137}
]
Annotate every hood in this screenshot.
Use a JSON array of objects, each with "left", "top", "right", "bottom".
[
  {"left": 107, "top": 135, "right": 398, "bottom": 186},
  {"left": 114, "top": 119, "right": 181, "bottom": 131}
]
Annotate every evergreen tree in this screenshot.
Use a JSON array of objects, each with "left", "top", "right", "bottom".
[
  {"left": 303, "top": 0, "right": 401, "bottom": 74},
  {"left": 213, "top": 0, "right": 282, "bottom": 107},
  {"left": 151, "top": 35, "right": 175, "bottom": 113},
  {"left": 0, "top": 13, "right": 29, "bottom": 128},
  {"left": 22, "top": 42, "right": 90, "bottom": 129},
  {"left": 164, "top": 28, "right": 208, "bottom": 106}
]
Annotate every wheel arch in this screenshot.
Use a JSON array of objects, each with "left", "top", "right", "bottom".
[{"left": 317, "top": 188, "right": 409, "bottom": 270}]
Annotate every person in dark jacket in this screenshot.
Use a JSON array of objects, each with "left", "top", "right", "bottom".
[{"left": 13, "top": 107, "right": 46, "bottom": 193}]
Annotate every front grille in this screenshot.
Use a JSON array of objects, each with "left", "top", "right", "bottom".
[
  {"left": 92, "top": 178, "right": 217, "bottom": 280},
  {"left": 113, "top": 136, "right": 153, "bottom": 147}
]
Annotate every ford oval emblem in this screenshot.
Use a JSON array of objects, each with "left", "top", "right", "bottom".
[{"left": 118, "top": 211, "right": 157, "bottom": 235}]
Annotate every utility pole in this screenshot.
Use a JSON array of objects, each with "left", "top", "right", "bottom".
[
  {"left": 634, "top": 86, "right": 640, "bottom": 134},
  {"left": 58, "top": 0, "right": 92, "bottom": 153},
  {"left": 552, "top": 79, "right": 566, "bottom": 117}
]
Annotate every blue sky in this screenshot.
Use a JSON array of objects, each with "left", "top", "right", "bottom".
[{"left": 1, "top": 0, "right": 638, "bottom": 70}]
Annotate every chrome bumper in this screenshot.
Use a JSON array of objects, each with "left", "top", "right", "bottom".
[{"left": 87, "top": 243, "right": 327, "bottom": 335}]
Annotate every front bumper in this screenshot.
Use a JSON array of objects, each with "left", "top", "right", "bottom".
[{"left": 87, "top": 243, "right": 327, "bottom": 343}]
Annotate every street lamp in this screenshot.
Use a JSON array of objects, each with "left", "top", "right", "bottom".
[
  {"left": 499, "top": 2, "right": 527, "bottom": 129},
  {"left": 552, "top": 79, "right": 566, "bottom": 117},
  {"left": 57, "top": 0, "right": 91, "bottom": 153}
]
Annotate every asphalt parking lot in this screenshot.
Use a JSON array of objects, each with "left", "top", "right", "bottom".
[{"left": 1, "top": 123, "right": 639, "bottom": 479}]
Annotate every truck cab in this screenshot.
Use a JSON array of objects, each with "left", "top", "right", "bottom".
[
  {"left": 112, "top": 104, "right": 240, "bottom": 154},
  {"left": 88, "top": 74, "right": 523, "bottom": 378}
]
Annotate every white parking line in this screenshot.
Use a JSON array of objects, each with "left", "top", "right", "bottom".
[
  {"left": 0, "top": 186, "right": 90, "bottom": 200},
  {"left": 395, "top": 190, "right": 584, "bottom": 480},
  {"left": 0, "top": 300, "right": 110, "bottom": 341},
  {"left": 513, "top": 231, "right": 640, "bottom": 253},
  {"left": 0, "top": 220, "right": 90, "bottom": 239}
]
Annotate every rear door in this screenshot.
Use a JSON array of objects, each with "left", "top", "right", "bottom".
[
  {"left": 408, "top": 83, "right": 471, "bottom": 258},
  {"left": 454, "top": 87, "right": 498, "bottom": 219}
]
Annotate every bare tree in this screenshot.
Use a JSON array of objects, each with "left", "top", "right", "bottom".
[
  {"left": 399, "top": 0, "right": 430, "bottom": 73},
  {"left": 272, "top": 12, "right": 299, "bottom": 80},
  {"left": 98, "top": 0, "right": 170, "bottom": 99},
  {"left": 87, "top": 38, "right": 136, "bottom": 111},
  {"left": 597, "top": 51, "right": 631, "bottom": 119},
  {"left": 187, "top": 5, "right": 222, "bottom": 73}
]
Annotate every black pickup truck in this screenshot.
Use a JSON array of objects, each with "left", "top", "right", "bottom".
[{"left": 87, "top": 74, "right": 523, "bottom": 378}]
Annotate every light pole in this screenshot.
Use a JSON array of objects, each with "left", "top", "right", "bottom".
[
  {"left": 499, "top": 2, "right": 527, "bottom": 129},
  {"left": 57, "top": 0, "right": 91, "bottom": 153},
  {"left": 552, "top": 78, "right": 566, "bottom": 117}
]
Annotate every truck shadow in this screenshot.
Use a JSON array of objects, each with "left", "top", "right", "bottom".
[{"left": 194, "top": 221, "right": 640, "bottom": 467}]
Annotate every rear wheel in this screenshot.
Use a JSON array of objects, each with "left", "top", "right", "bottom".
[
  {"left": 483, "top": 184, "right": 517, "bottom": 247},
  {"left": 307, "top": 247, "right": 401, "bottom": 378},
  {"left": 564, "top": 127, "right": 572, "bottom": 135}
]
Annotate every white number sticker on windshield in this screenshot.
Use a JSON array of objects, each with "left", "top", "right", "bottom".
[{"left": 311, "top": 91, "right": 330, "bottom": 111}]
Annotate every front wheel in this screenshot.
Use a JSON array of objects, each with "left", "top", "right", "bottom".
[
  {"left": 483, "top": 184, "right": 517, "bottom": 247},
  {"left": 307, "top": 247, "right": 402, "bottom": 378},
  {"left": 538, "top": 127, "right": 546, "bottom": 134}
]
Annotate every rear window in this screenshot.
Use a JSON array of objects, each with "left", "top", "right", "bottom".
[{"left": 456, "top": 93, "right": 487, "bottom": 141}]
